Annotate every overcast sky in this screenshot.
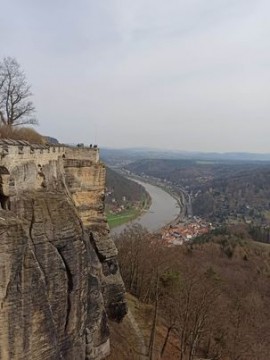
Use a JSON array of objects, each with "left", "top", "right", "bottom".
[{"left": 1, "top": 0, "right": 270, "bottom": 152}]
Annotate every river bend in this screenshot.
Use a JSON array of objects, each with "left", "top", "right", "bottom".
[{"left": 111, "top": 179, "right": 179, "bottom": 234}]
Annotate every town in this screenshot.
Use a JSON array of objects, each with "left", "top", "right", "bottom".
[{"left": 161, "top": 217, "right": 212, "bottom": 246}]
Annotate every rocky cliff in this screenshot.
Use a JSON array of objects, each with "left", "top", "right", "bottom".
[{"left": 0, "top": 140, "right": 127, "bottom": 360}]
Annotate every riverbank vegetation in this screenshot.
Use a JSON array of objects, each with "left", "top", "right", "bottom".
[
  {"left": 110, "top": 224, "right": 270, "bottom": 360},
  {"left": 105, "top": 167, "right": 150, "bottom": 228},
  {"left": 106, "top": 207, "right": 145, "bottom": 228}
]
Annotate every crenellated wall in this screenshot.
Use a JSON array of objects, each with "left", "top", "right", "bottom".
[
  {"left": 0, "top": 140, "right": 66, "bottom": 168},
  {"left": 0, "top": 139, "right": 126, "bottom": 360},
  {"left": 0, "top": 140, "right": 100, "bottom": 197}
]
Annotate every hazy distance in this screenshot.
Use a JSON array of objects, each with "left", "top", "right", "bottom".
[{"left": 1, "top": 0, "right": 270, "bottom": 153}]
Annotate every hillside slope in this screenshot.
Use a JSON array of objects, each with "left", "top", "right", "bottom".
[{"left": 111, "top": 225, "right": 270, "bottom": 360}]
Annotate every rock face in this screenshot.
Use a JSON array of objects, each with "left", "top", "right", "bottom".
[{"left": 0, "top": 140, "right": 127, "bottom": 360}]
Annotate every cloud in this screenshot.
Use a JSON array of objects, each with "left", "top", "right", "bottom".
[{"left": 0, "top": 0, "right": 270, "bottom": 152}]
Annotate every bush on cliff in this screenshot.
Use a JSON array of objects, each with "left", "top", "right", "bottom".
[{"left": 0, "top": 125, "right": 45, "bottom": 144}]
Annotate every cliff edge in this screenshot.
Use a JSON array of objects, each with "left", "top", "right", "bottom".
[{"left": 0, "top": 140, "right": 127, "bottom": 360}]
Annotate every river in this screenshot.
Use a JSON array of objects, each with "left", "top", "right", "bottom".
[{"left": 111, "top": 179, "right": 179, "bottom": 234}]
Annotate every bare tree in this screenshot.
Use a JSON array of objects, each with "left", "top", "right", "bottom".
[{"left": 0, "top": 57, "right": 37, "bottom": 126}]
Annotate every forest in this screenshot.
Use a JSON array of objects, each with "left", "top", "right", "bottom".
[
  {"left": 126, "top": 159, "right": 270, "bottom": 225},
  {"left": 109, "top": 224, "right": 270, "bottom": 360},
  {"left": 105, "top": 167, "right": 148, "bottom": 205}
]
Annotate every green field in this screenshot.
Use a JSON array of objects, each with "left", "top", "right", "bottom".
[
  {"left": 106, "top": 208, "right": 142, "bottom": 228},
  {"left": 106, "top": 196, "right": 151, "bottom": 229}
]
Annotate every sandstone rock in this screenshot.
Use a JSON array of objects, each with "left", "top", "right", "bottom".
[{"left": 0, "top": 143, "right": 127, "bottom": 360}]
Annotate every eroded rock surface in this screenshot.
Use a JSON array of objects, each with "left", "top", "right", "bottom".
[{"left": 0, "top": 142, "right": 126, "bottom": 360}]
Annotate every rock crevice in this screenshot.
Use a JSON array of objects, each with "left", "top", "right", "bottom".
[{"left": 0, "top": 143, "right": 126, "bottom": 360}]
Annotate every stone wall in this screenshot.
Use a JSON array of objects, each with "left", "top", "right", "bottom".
[
  {"left": 0, "top": 140, "right": 66, "bottom": 168},
  {"left": 0, "top": 140, "right": 100, "bottom": 196},
  {"left": 65, "top": 146, "right": 99, "bottom": 163},
  {"left": 0, "top": 140, "right": 126, "bottom": 360}
]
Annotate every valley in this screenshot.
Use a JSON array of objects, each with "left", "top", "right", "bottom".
[
  {"left": 104, "top": 151, "right": 270, "bottom": 359},
  {"left": 125, "top": 158, "right": 270, "bottom": 229}
]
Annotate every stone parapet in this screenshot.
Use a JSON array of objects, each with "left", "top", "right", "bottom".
[
  {"left": 0, "top": 142, "right": 100, "bottom": 195},
  {"left": 0, "top": 140, "right": 99, "bottom": 169},
  {"left": 65, "top": 146, "right": 99, "bottom": 162}
]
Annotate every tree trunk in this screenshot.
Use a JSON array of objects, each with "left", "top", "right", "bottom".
[
  {"left": 149, "top": 273, "right": 159, "bottom": 360},
  {"left": 160, "top": 325, "right": 174, "bottom": 357},
  {"left": 0, "top": 111, "right": 6, "bottom": 125}
]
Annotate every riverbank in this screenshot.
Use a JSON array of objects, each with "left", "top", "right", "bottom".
[
  {"left": 125, "top": 174, "right": 186, "bottom": 225},
  {"left": 105, "top": 167, "right": 151, "bottom": 229},
  {"left": 111, "top": 179, "right": 180, "bottom": 234},
  {"left": 106, "top": 196, "right": 151, "bottom": 228}
]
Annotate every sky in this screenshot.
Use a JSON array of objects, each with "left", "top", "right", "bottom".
[{"left": 1, "top": 0, "right": 270, "bottom": 152}]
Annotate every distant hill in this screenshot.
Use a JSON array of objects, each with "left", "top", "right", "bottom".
[{"left": 101, "top": 147, "right": 270, "bottom": 165}]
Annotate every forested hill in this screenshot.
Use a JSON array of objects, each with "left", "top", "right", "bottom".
[
  {"left": 125, "top": 159, "right": 270, "bottom": 225},
  {"left": 105, "top": 167, "right": 148, "bottom": 206},
  {"left": 109, "top": 224, "right": 270, "bottom": 360}
]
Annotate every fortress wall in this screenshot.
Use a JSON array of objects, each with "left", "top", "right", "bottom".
[
  {"left": 0, "top": 141, "right": 111, "bottom": 246},
  {"left": 0, "top": 141, "right": 99, "bottom": 171},
  {"left": 0, "top": 142, "right": 65, "bottom": 195},
  {"left": 0, "top": 142, "right": 100, "bottom": 195},
  {"left": 65, "top": 146, "right": 99, "bottom": 162},
  {"left": 0, "top": 143, "right": 65, "bottom": 170}
]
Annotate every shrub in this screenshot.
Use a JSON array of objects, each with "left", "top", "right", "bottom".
[{"left": 0, "top": 125, "right": 45, "bottom": 144}]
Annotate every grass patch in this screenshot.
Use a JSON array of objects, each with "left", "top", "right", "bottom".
[
  {"left": 106, "top": 197, "right": 151, "bottom": 229},
  {"left": 107, "top": 208, "right": 142, "bottom": 228}
]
